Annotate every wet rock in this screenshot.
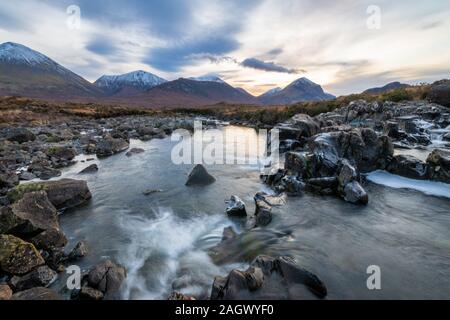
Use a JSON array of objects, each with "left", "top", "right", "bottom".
[
  {"left": 0, "top": 284, "right": 12, "bottom": 300},
  {"left": 387, "top": 155, "right": 430, "bottom": 180},
  {"left": 443, "top": 132, "right": 450, "bottom": 142},
  {"left": 343, "top": 181, "right": 368, "bottom": 205},
  {"left": 285, "top": 152, "right": 309, "bottom": 178},
  {"left": 8, "top": 179, "right": 92, "bottom": 210},
  {"left": 426, "top": 148, "right": 450, "bottom": 183},
  {"left": 309, "top": 128, "right": 393, "bottom": 174},
  {"left": 225, "top": 195, "right": 247, "bottom": 217},
  {"left": 78, "top": 164, "right": 98, "bottom": 174},
  {"left": 142, "top": 189, "right": 163, "bottom": 196},
  {"left": 305, "top": 177, "right": 338, "bottom": 195},
  {"left": 0, "top": 234, "right": 44, "bottom": 275},
  {"left": 337, "top": 160, "right": 358, "bottom": 193},
  {"left": 67, "top": 241, "right": 88, "bottom": 261},
  {"left": 95, "top": 137, "right": 129, "bottom": 157},
  {"left": 277, "top": 114, "right": 321, "bottom": 140},
  {"left": 9, "top": 265, "right": 57, "bottom": 292},
  {"left": 30, "top": 229, "right": 68, "bottom": 251},
  {"left": 222, "top": 226, "right": 237, "bottom": 242},
  {"left": 278, "top": 175, "right": 305, "bottom": 195},
  {"left": 11, "top": 287, "right": 62, "bottom": 300},
  {"left": 253, "top": 193, "right": 273, "bottom": 227},
  {"left": 125, "top": 148, "right": 145, "bottom": 157},
  {"left": 87, "top": 260, "right": 126, "bottom": 300},
  {"left": 211, "top": 255, "right": 327, "bottom": 300},
  {"left": 78, "top": 286, "right": 104, "bottom": 300},
  {"left": 168, "top": 292, "right": 196, "bottom": 300},
  {"left": 185, "top": 164, "right": 216, "bottom": 186},
  {"left": 3, "top": 128, "right": 36, "bottom": 144}
]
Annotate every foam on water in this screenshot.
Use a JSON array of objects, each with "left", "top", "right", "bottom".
[
  {"left": 367, "top": 170, "right": 450, "bottom": 198},
  {"left": 117, "top": 207, "right": 238, "bottom": 299}
]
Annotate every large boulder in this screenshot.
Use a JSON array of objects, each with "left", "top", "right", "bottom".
[
  {"left": 427, "top": 80, "right": 450, "bottom": 107},
  {"left": 309, "top": 128, "right": 393, "bottom": 174},
  {"left": 3, "top": 128, "right": 36, "bottom": 144},
  {"left": 211, "top": 255, "right": 327, "bottom": 300},
  {"left": 11, "top": 287, "right": 62, "bottom": 300},
  {"left": 387, "top": 155, "right": 430, "bottom": 180},
  {"left": 276, "top": 114, "right": 321, "bottom": 140},
  {"left": 225, "top": 195, "right": 247, "bottom": 217},
  {"left": 85, "top": 260, "right": 126, "bottom": 300},
  {"left": 9, "top": 265, "right": 57, "bottom": 292},
  {"left": 0, "top": 234, "right": 45, "bottom": 275},
  {"left": 95, "top": 137, "right": 129, "bottom": 157},
  {"left": 0, "top": 191, "right": 59, "bottom": 235},
  {"left": 8, "top": 179, "right": 92, "bottom": 210},
  {"left": 426, "top": 148, "right": 450, "bottom": 183},
  {"left": 185, "top": 164, "right": 216, "bottom": 186}
]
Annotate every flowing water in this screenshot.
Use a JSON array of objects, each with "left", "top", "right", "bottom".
[{"left": 52, "top": 125, "right": 450, "bottom": 300}]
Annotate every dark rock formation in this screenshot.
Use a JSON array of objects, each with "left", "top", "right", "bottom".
[
  {"left": 78, "top": 164, "right": 98, "bottom": 174},
  {"left": 211, "top": 255, "right": 327, "bottom": 300},
  {"left": 225, "top": 195, "right": 247, "bottom": 217},
  {"left": 185, "top": 164, "right": 216, "bottom": 186}
]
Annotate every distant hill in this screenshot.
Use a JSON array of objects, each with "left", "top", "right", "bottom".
[
  {"left": 94, "top": 70, "right": 167, "bottom": 96},
  {"left": 258, "top": 78, "right": 335, "bottom": 105},
  {"left": 363, "top": 81, "right": 410, "bottom": 94},
  {"left": 138, "top": 78, "right": 259, "bottom": 107},
  {"left": 0, "top": 42, "right": 103, "bottom": 99}
]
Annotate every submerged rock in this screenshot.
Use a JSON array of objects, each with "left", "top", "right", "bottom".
[
  {"left": 67, "top": 241, "right": 88, "bottom": 261},
  {"left": 125, "top": 148, "right": 145, "bottom": 157},
  {"left": 225, "top": 195, "right": 247, "bottom": 217},
  {"left": 78, "top": 164, "right": 98, "bottom": 174},
  {"left": 185, "top": 164, "right": 216, "bottom": 186},
  {"left": 0, "top": 234, "right": 45, "bottom": 275},
  {"left": 211, "top": 255, "right": 327, "bottom": 300},
  {"left": 11, "top": 287, "right": 62, "bottom": 300}
]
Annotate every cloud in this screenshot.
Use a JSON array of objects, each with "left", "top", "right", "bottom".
[
  {"left": 241, "top": 58, "right": 302, "bottom": 74},
  {"left": 144, "top": 36, "right": 240, "bottom": 72},
  {"left": 86, "top": 37, "right": 119, "bottom": 56}
]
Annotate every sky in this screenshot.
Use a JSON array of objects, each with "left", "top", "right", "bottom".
[{"left": 0, "top": 0, "right": 449, "bottom": 96}]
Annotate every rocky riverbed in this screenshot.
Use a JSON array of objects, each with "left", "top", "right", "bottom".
[{"left": 1, "top": 100, "right": 449, "bottom": 300}]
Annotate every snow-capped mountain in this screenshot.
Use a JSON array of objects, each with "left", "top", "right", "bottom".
[
  {"left": 258, "top": 77, "right": 335, "bottom": 105},
  {"left": 258, "top": 87, "right": 282, "bottom": 98},
  {"left": 94, "top": 70, "right": 167, "bottom": 95},
  {"left": 188, "top": 75, "right": 226, "bottom": 84},
  {"left": 0, "top": 42, "right": 103, "bottom": 98}
]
